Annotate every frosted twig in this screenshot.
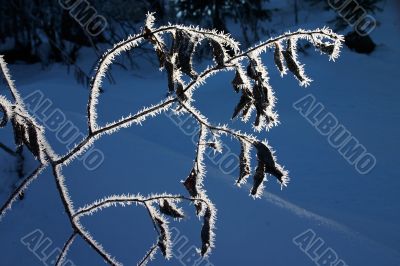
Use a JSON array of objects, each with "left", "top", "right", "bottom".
[{"left": 0, "top": 13, "right": 343, "bottom": 265}]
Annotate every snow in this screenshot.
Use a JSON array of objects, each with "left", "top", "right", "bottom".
[{"left": 1, "top": 2, "right": 400, "bottom": 265}]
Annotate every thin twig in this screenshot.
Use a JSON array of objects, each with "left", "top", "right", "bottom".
[
  {"left": 138, "top": 244, "right": 158, "bottom": 266},
  {"left": 0, "top": 163, "right": 46, "bottom": 219},
  {"left": 51, "top": 164, "right": 119, "bottom": 265},
  {"left": 73, "top": 195, "right": 209, "bottom": 219},
  {"left": 179, "top": 100, "right": 255, "bottom": 144},
  {"left": 55, "top": 232, "right": 78, "bottom": 266},
  {"left": 0, "top": 142, "right": 16, "bottom": 156}
]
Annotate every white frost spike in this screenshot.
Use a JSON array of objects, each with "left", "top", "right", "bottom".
[
  {"left": 145, "top": 12, "right": 156, "bottom": 30},
  {"left": 331, "top": 37, "right": 344, "bottom": 61},
  {"left": 210, "top": 132, "right": 223, "bottom": 153},
  {"left": 0, "top": 95, "right": 13, "bottom": 126}
]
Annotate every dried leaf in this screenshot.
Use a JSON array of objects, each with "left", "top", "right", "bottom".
[
  {"left": 282, "top": 40, "right": 305, "bottom": 82},
  {"left": 254, "top": 110, "right": 262, "bottom": 127},
  {"left": 183, "top": 168, "right": 203, "bottom": 215},
  {"left": 224, "top": 43, "right": 236, "bottom": 57},
  {"left": 231, "top": 70, "right": 244, "bottom": 93},
  {"left": 176, "top": 82, "right": 188, "bottom": 102},
  {"left": 241, "top": 103, "right": 252, "bottom": 119},
  {"left": 316, "top": 42, "right": 335, "bottom": 55},
  {"left": 211, "top": 40, "right": 225, "bottom": 66},
  {"left": 201, "top": 208, "right": 212, "bottom": 256},
  {"left": 282, "top": 50, "right": 304, "bottom": 82},
  {"left": 0, "top": 104, "right": 8, "bottom": 128},
  {"left": 144, "top": 26, "right": 168, "bottom": 70},
  {"left": 274, "top": 43, "right": 285, "bottom": 74},
  {"left": 165, "top": 58, "right": 175, "bottom": 93},
  {"left": 252, "top": 83, "right": 269, "bottom": 127},
  {"left": 251, "top": 160, "right": 266, "bottom": 196},
  {"left": 232, "top": 89, "right": 252, "bottom": 119},
  {"left": 177, "top": 31, "right": 198, "bottom": 79},
  {"left": 25, "top": 122, "right": 40, "bottom": 158},
  {"left": 253, "top": 83, "right": 267, "bottom": 111},
  {"left": 159, "top": 200, "right": 184, "bottom": 219},
  {"left": 156, "top": 47, "right": 166, "bottom": 69},
  {"left": 143, "top": 26, "right": 156, "bottom": 43},
  {"left": 206, "top": 142, "right": 217, "bottom": 149},
  {"left": 253, "top": 141, "right": 285, "bottom": 183},
  {"left": 183, "top": 168, "right": 198, "bottom": 197},
  {"left": 237, "top": 142, "right": 250, "bottom": 185},
  {"left": 10, "top": 118, "right": 41, "bottom": 158},
  {"left": 195, "top": 202, "right": 203, "bottom": 216},
  {"left": 246, "top": 62, "right": 259, "bottom": 80},
  {"left": 11, "top": 118, "right": 24, "bottom": 147},
  {"left": 155, "top": 217, "right": 168, "bottom": 257}
]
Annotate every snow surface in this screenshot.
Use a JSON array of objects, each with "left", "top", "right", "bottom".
[{"left": 1, "top": 2, "right": 400, "bottom": 265}]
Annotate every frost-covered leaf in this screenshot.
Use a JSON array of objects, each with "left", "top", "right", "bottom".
[
  {"left": 237, "top": 141, "right": 251, "bottom": 185},
  {"left": 159, "top": 200, "right": 184, "bottom": 219},
  {"left": 282, "top": 39, "right": 311, "bottom": 86},
  {"left": 211, "top": 40, "right": 226, "bottom": 66},
  {"left": 155, "top": 217, "right": 169, "bottom": 258},
  {"left": 253, "top": 141, "right": 288, "bottom": 186},
  {"left": 232, "top": 88, "right": 252, "bottom": 119},
  {"left": 183, "top": 168, "right": 203, "bottom": 215},
  {"left": 165, "top": 57, "right": 176, "bottom": 93},
  {"left": 201, "top": 207, "right": 212, "bottom": 256},
  {"left": 156, "top": 47, "right": 167, "bottom": 69},
  {"left": 11, "top": 118, "right": 24, "bottom": 147},
  {"left": 247, "top": 61, "right": 259, "bottom": 80},
  {"left": 282, "top": 50, "right": 303, "bottom": 81},
  {"left": 206, "top": 142, "right": 217, "bottom": 149},
  {"left": 232, "top": 70, "right": 244, "bottom": 93},
  {"left": 0, "top": 106, "right": 7, "bottom": 128},
  {"left": 0, "top": 97, "right": 12, "bottom": 128},
  {"left": 176, "top": 82, "right": 188, "bottom": 102},
  {"left": 250, "top": 160, "right": 266, "bottom": 196},
  {"left": 273, "top": 42, "right": 287, "bottom": 75},
  {"left": 10, "top": 117, "right": 41, "bottom": 159},
  {"left": 252, "top": 83, "right": 268, "bottom": 124},
  {"left": 174, "top": 30, "right": 198, "bottom": 79},
  {"left": 316, "top": 42, "right": 335, "bottom": 56},
  {"left": 243, "top": 57, "right": 277, "bottom": 130},
  {"left": 25, "top": 122, "right": 41, "bottom": 158},
  {"left": 183, "top": 168, "right": 198, "bottom": 197}
]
